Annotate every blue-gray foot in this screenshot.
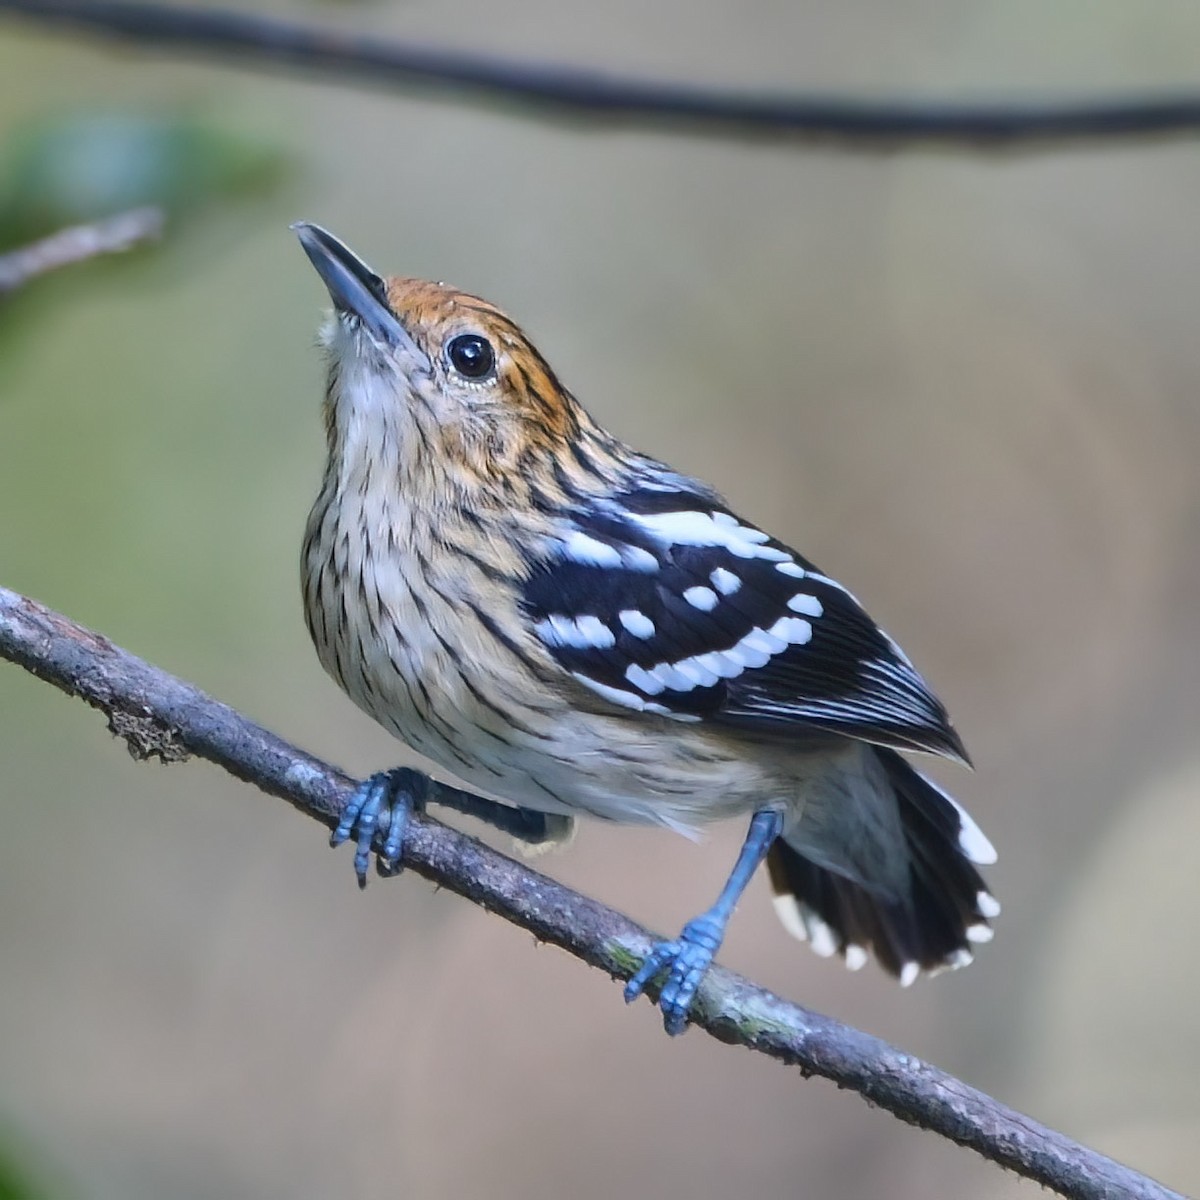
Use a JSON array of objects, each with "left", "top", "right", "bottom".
[
  {"left": 624, "top": 913, "right": 726, "bottom": 1035},
  {"left": 331, "top": 767, "right": 429, "bottom": 887}
]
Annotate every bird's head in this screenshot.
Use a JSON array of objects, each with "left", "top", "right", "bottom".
[{"left": 294, "top": 222, "right": 589, "bottom": 487}]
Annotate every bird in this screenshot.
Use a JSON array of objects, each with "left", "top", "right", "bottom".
[{"left": 293, "top": 221, "right": 998, "bottom": 1035}]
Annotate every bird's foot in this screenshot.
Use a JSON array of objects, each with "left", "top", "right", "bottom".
[
  {"left": 331, "top": 767, "right": 430, "bottom": 887},
  {"left": 624, "top": 913, "right": 726, "bottom": 1036}
]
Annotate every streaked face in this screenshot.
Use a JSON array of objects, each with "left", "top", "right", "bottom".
[{"left": 295, "top": 223, "right": 581, "bottom": 467}]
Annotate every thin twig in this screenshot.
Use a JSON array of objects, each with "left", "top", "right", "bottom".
[
  {"left": 0, "top": 207, "right": 164, "bottom": 296},
  {"left": 4, "top": 0, "right": 1200, "bottom": 152},
  {"left": 0, "top": 584, "right": 1184, "bottom": 1200}
]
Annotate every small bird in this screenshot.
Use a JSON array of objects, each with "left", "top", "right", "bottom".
[{"left": 293, "top": 222, "right": 998, "bottom": 1035}]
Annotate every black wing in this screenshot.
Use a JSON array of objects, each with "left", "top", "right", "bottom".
[{"left": 521, "top": 483, "right": 968, "bottom": 762}]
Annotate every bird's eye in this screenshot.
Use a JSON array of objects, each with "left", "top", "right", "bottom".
[{"left": 446, "top": 333, "right": 496, "bottom": 380}]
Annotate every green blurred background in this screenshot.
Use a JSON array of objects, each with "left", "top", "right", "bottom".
[{"left": 2, "top": 2, "right": 1199, "bottom": 1197}]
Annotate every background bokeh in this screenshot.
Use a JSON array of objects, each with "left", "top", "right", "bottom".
[{"left": 2, "top": 2, "right": 1199, "bottom": 1197}]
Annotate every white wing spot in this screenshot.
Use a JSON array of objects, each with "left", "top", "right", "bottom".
[
  {"left": 710, "top": 567, "right": 742, "bottom": 595},
  {"left": 767, "top": 615, "right": 813, "bottom": 645},
  {"left": 683, "top": 585, "right": 719, "bottom": 612},
  {"left": 671, "top": 659, "right": 719, "bottom": 689},
  {"left": 625, "top": 664, "right": 666, "bottom": 695},
  {"left": 966, "top": 923, "right": 994, "bottom": 944},
  {"left": 563, "top": 531, "right": 620, "bottom": 568},
  {"left": 976, "top": 891, "right": 1001, "bottom": 918},
  {"left": 724, "top": 641, "right": 772, "bottom": 670},
  {"left": 618, "top": 609, "right": 655, "bottom": 639},
  {"left": 899, "top": 962, "right": 920, "bottom": 988},
  {"left": 620, "top": 602, "right": 816, "bottom": 699},
  {"left": 570, "top": 673, "right": 646, "bottom": 712},
  {"left": 652, "top": 662, "right": 700, "bottom": 692},
  {"left": 562, "top": 531, "right": 658, "bottom": 573},
  {"left": 787, "top": 593, "right": 824, "bottom": 618},
  {"left": 776, "top": 561, "right": 806, "bottom": 578},
  {"left": 741, "top": 627, "right": 788, "bottom": 656},
  {"left": 536, "top": 614, "right": 615, "bottom": 650},
  {"left": 633, "top": 511, "right": 790, "bottom": 561},
  {"left": 694, "top": 650, "right": 745, "bottom": 680},
  {"left": 576, "top": 615, "right": 615, "bottom": 648},
  {"left": 621, "top": 546, "right": 659, "bottom": 572}
]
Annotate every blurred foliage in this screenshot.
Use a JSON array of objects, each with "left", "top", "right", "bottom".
[
  {"left": 0, "top": 111, "right": 290, "bottom": 250},
  {"left": 0, "top": 1139, "right": 53, "bottom": 1200}
]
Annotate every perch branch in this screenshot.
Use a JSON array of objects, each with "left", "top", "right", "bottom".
[
  {"left": 0, "top": 207, "right": 164, "bottom": 296},
  {"left": 4, "top": 0, "right": 1200, "bottom": 151},
  {"left": 0, "top": 585, "right": 1185, "bottom": 1200}
]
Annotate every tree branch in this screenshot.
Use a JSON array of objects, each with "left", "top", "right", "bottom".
[
  {"left": 4, "top": 0, "right": 1200, "bottom": 152},
  {"left": 0, "top": 207, "right": 164, "bottom": 296},
  {"left": 0, "top": 584, "right": 1184, "bottom": 1200}
]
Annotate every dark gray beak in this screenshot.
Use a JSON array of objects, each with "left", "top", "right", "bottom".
[{"left": 292, "top": 222, "right": 419, "bottom": 355}]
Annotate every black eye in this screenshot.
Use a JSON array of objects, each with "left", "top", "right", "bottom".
[{"left": 446, "top": 333, "right": 496, "bottom": 380}]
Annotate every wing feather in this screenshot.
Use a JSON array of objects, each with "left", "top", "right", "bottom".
[{"left": 521, "top": 484, "right": 967, "bottom": 762}]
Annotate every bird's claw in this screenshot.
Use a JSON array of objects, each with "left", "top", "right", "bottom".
[
  {"left": 624, "top": 914, "right": 724, "bottom": 1036},
  {"left": 330, "top": 767, "right": 429, "bottom": 887}
]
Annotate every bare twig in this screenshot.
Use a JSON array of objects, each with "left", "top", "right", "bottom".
[
  {"left": 0, "top": 207, "right": 164, "bottom": 296},
  {"left": 0, "top": 583, "right": 1185, "bottom": 1200},
  {"left": 3, "top": 0, "right": 1200, "bottom": 152}
]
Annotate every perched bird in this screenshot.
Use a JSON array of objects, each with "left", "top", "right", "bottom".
[{"left": 293, "top": 222, "right": 998, "bottom": 1035}]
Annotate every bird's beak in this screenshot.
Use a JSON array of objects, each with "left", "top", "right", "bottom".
[{"left": 292, "top": 222, "right": 426, "bottom": 363}]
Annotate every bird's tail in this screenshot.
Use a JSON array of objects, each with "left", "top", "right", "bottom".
[{"left": 766, "top": 747, "right": 999, "bottom": 984}]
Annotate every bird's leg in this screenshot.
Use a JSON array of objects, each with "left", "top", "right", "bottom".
[
  {"left": 431, "top": 789, "right": 567, "bottom": 847},
  {"left": 625, "top": 806, "right": 784, "bottom": 1035},
  {"left": 332, "top": 767, "right": 559, "bottom": 886}
]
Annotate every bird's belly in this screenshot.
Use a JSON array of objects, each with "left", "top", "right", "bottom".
[
  {"left": 436, "top": 715, "right": 775, "bottom": 834},
  {"left": 304, "top": 517, "right": 781, "bottom": 832},
  {"left": 313, "top": 586, "right": 767, "bottom": 832},
  {"left": 346, "top": 641, "right": 769, "bottom": 832}
]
